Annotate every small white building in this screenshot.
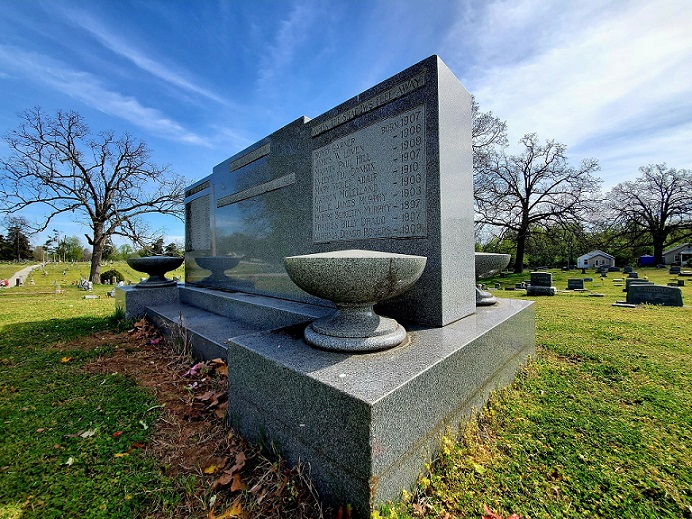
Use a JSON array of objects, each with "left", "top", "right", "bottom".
[
  {"left": 663, "top": 243, "right": 692, "bottom": 266},
  {"left": 577, "top": 250, "right": 615, "bottom": 269}
]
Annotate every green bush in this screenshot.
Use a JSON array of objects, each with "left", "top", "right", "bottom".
[{"left": 99, "top": 268, "right": 124, "bottom": 284}]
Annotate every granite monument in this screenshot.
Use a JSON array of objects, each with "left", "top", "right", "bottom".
[{"left": 117, "top": 55, "right": 535, "bottom": 517}]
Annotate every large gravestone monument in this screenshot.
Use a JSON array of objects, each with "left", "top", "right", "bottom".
[
  {"left": 567, "top": 278, "right": 585, "bottom": 290},
  {"left": 118, "top": 55, "right": 535, "bottom": 517},
  {"left": 184, "top": 55, "right": 475, "bottom": 327}
]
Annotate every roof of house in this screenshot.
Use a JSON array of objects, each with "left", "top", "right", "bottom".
[
  {"left": 663, "top": 243, "right": 692, "bottom": 255},
  {"left": 577, "top": 250, "right": 615, "bottom": 260}
]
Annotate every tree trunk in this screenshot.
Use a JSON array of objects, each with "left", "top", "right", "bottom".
[
  {"left": 514, "top": 229, "right": 527, "bottom": 273},
  {"left": 652, "top": 234, "right": 666, "bottom": 265},
  {"left": 89, "top": 225, "right": 105, "bottom": 284}
]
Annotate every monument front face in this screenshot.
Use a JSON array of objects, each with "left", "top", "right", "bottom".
[{"left": 185, "top": 55, "right": 474, "bottom": 326}]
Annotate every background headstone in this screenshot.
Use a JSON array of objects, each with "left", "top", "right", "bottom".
[
  {"left": 567, "top": 278, "right": 585, "bottom": 290},
  {"left": 627, "top": 284, "right": 683, "bottom": 306},
  {"left": 530, "top": 272, "right": 552, "bottom": 287},
  {"left": 526, "top": 272, "right": 556, "bottom": 296},
  {"left": 624, "top": 278, "right": 654, "bottom": 292}
]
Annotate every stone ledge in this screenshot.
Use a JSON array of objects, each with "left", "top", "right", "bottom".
[{"left": 226, "top": 298, "right": 535, "bottom": 517}]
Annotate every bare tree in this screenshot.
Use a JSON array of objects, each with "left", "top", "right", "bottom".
[
  {"left": 475, "top": 133, "right": 601, "bottom": 272},
  {"left": 472, "top": 97, "right": 508, "bottom": 172},
  {"left": 606, "top": 164, "right": 692, "bottom": 265},
  {"left": 0, "top": 107, "right": 186, "bottom": 282}
]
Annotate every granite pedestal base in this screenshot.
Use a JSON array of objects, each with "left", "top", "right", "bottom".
[
  {"left": 226, "top": 298, "right": 535, "bottom": 517},
  {"left": 115, "top": 284, "right": 180, "bottom": 320},
  {"left": 526, "top": 286, "right": 557, "bottom": 296}
]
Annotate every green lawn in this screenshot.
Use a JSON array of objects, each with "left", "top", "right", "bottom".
[
  {"left": 382, "top": 267, "right": 692, "bottom": 518},
  {"left": 0, "top": 260, "right": 184, "bottom": 287},
  {"left": 0, "top": 262, "right": 184, "bottom": 518},
  {"left": 1, "top": 264, "right": 690, "bottom": 518}
]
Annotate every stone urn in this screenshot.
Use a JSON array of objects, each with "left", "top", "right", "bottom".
[
  {"left": 195, "top": 256, "right": 241, "bottom": 285},
  {"left": 475, "top": 252, "right": 510, "bottom": 306},
  {"left": 126, "top": 256, "right": 184, "bottom": 287},
  {"left": 284, "top": 249, "right": 426, "bottom": 352}
]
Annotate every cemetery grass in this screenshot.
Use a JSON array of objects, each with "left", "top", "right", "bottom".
[
  {"left": 0, "top": 263, "right": 323, "bottom": 519},
  {"left": 2, "top": 264, "right": 690, "bottom": 519},
  {"left": 384, "top": 268, "right": 692, "bottom": 519},
  {"left": 0, "top": 269, "right": 172, "bottom": 518}
]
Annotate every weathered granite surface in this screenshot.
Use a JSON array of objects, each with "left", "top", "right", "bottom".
[
  {"left": 116, "top": 284, "right": 180, "bottom": 320},
  {"left": 226, "top": 298, "right": 535, "bottom": 517},
  {"left": 184, "top": 55, "right": 475, "bottom": 327}
]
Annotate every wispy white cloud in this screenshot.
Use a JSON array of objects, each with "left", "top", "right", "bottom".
[
  {"left": 0, "top": 45, "right": 207, "bottom": 146},
  {"left": 256, "top": 1, "right": 323, "bottom": 98},
  {"left": 444, "top": 0, "right": 692, "bottom": 186},
  {"left": 206, "top": 124, "right": 254, "bottom": 153},
  {"left": 66, "top": 10, "right": 228, "bottom": 106}
]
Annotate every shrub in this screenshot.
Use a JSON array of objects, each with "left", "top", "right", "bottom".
[{"left": 100, "top": 268, "right": 124, "bottom": 284}]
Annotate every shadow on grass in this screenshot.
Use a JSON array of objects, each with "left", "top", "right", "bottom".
[{"left": 0, "top": 315, "right": 122, "bottom": 352}]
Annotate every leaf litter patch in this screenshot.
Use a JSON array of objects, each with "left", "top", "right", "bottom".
[{"left": 77, "top": 318, "right": 327, "bottom": 518}]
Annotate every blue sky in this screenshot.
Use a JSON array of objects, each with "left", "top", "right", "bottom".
[{"left": 1, "top": 0, "right": 690, "bottom": 248}]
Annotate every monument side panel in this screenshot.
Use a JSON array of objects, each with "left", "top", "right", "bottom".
[
  {"left": 185, "top": 179, "right": 216, "bottom": 284},
  {"left": 309, "top": 56, "right": 448, "bottom": 325},
  {"left": 437, "top": 57, "right": 475, "bottom": 325}
]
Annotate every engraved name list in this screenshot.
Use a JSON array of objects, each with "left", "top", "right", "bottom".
[{"left": 312, "top": 106, "right": 427, "bottom": 243}]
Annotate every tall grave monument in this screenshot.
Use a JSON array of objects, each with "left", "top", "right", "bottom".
[
  {"left": 185, "top": 55, "right": 475, "bottom": 326},
  {"left": 121, "top": 55, "right": 535, "bottom": 517}
]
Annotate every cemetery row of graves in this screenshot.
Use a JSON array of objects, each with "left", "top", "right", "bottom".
[{"left": 0, "top": 260, "right": 689, "bottom": 518}]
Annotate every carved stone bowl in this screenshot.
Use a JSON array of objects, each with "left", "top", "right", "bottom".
[
  {"left": 475, "top": 253, "right": 510, "bottom": 306},
  {"left": 126, "top": 256, "right": 184, "bottom": 287},
  {"left": 475, "top": 252, "right": 511, "bottom": 279},
  {"left": 195, "top": 256, "right": 241, "bottom": 285},
  {"left": 284, "top": 249, "right": 426, "bottom": 352}
]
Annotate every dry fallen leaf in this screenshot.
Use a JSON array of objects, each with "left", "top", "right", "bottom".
[
  {"left": 214, "top": 402, "right": 228, "bottom": 419},
  {"left": 60, "top": 356, "right": 73, "bottom": 363},
  {"left": 209, "top": 499, "right": 243, "bottom": 519},
  {"left": 230, "top": 473, "right": 247, "bottom": 492},
  {"left": 203, "top": 464, "right": 219, "bottom": 475},
  {"left": 213, "top": 472, "right": 234, "bottom": 490},
  {"left": 208, "top": 358, "right": 228, "bottom": 377}
]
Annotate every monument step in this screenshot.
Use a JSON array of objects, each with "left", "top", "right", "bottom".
[
  {"left": 146, "top": 286, "right": 334, "bottom": 360},
  {"left": 179, "top": 285, "right": 332, "bottom": 328},
  {"left": 146, "top": 302, "right": 262, "bottom": 360}
]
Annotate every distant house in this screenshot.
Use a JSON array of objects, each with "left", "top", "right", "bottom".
[
  {"left": 577, "top": 250, "right": 615, "bottom": 269},
  {"left": 663, "top": 243, "right": 692, "bottom": 266}
]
